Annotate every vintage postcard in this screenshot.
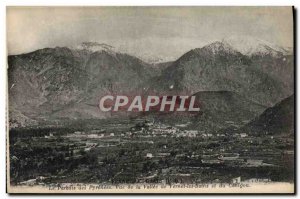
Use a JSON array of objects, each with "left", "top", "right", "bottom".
[{"left": 6, "top": 6, "right": 294, "bottom": 194}]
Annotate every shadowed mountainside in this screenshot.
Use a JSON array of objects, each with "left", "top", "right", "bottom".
[{"left": 241, "top": 95, "right": 294, "bottom": 136}]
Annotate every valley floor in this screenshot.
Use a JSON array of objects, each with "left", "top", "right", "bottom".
[{"left": 8, "top": 120, "right": 294, "bottom": 186}]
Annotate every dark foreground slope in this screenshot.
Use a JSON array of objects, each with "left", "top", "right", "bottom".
[
  {"left": 241, "top": 95, "right": 294, "bottom": 136},
  {"left": 140, "top": 91, "right": 266, "bottom": 132}
]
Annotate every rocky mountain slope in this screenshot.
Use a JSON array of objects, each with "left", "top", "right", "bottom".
[{"left": 8, "top": 43, "right": 157, "bottom": 126}]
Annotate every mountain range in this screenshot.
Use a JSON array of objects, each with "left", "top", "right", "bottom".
[{"left": 7, "top": 37, "right": 294, "bottom": 131}]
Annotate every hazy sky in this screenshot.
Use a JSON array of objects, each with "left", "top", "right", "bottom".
[{"left": 7, "top": 7, "right": 293, "bottom": 61}]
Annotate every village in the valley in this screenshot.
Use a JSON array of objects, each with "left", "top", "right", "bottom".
[{"left": 9, "top": 119, "right": 294, "bottom": 186}]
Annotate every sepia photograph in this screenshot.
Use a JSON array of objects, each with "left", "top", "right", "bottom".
[{"left": 6, "top": 6, "right": 295, "bottom": 194}]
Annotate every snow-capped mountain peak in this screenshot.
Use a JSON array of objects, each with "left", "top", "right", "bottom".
[
  {"left": 201, "top": 41, "right": 240, "bottom": 55},
  {"left": 73, "top": 42, "right": 116, "bottom": 54},
  {"left": 222, "top": 36, "right": 290, "bottom": 57}
]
